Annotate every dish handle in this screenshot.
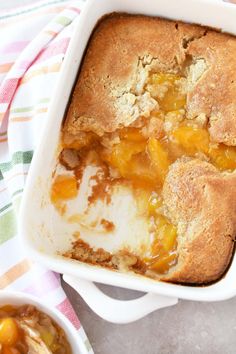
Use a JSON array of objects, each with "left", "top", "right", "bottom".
[{"left": 63, "top": 275, "right": 178, "bottom": 324}]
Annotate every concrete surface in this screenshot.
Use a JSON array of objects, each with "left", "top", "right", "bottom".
[
  {"left": 63, "top": 280, "right": 236, "bottom": 354},
  {"left": 2, "top": 0, "right": 236, "bottom": 353}
]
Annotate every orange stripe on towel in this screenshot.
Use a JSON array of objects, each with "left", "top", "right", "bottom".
[
  {"left": 0, "top": 113, "right": 5, "bottom": 123},
  {"left": 20, "top": 62, "right": 61, "bottom": 84},
  {"left": 44, "top": 30, "right": 58, "bottom": 37},
  {"left": 0, "top": 259, "right": 31, "bottom": 289},
  {"left": 10, "top": 107, "right": 48, "bottom": 122},
  {"left": 0, "top": 137, "right": 7, "bottom": 143},
  {"left": 10, "top": 116, "right": 33, "bottom": 123},
  {"left": 0, "top": 62, "right": 13, "bottom": 73},
  {"left": 10, "top": 116, "right": 33, "bottom": 122}
]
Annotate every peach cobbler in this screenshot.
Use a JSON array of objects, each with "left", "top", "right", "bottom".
[
  {"left": 51, "top": 14, "right": 236, "bottom": 284},
  {"left": 0, "top": 304, "right": 72, "bottom": 353}
]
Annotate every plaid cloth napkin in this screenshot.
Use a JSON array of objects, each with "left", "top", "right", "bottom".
[{"left": 0, "top": 0, "right": 93, "bottom": 352}]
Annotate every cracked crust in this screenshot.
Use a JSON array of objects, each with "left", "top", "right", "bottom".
[
  {"left": 186, "top": 31, "right": 236, "bottom": 145},
  {"left": 162, "top": 158, "right": 236, "bottom": 283},
  {"left": 64, "top": 14, "right": 236, "bottom": 145},
  {"left": 63, "top": 14, "right": 207, "bottom": 136}
]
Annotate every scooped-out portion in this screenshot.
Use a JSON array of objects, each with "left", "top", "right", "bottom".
[
  {"left": 50, "top": 14, "right": 236, "bottom": 284},
  {"left": 0, "top": 304, "right": 72, "bottom": 354}
]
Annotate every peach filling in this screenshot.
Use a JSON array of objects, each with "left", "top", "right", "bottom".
[
  {"left": 0, "top": 305, "right": 72, "bottom": 353},
  {"left": 0, "top": 317, "right": 19, "bottom": 348},
  {"left": 51, "top": 175, "right": 78, "bottom": 204},
  {"left": 53, "top": 73, "right": 236, "bottom": 274},
  {"left": 145, "top": 193, "right": 177, "bottom": 273}
]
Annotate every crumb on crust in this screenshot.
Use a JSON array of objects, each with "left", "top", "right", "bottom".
[{"left": 64, "top": 239, "right": 147, "bottom": 275}]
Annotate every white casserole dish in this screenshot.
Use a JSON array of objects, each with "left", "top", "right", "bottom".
[
  {"left": 19, "top": 0, "right": 236, "bottom": 323},
  {"left": 0, "top": 291, "right": 88, "bottom": 353}
]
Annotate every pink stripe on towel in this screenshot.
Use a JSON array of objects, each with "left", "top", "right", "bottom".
[
  {"left": 57, "top": 298, "right": 81, "bottom": 330},
  {"left": 34, "top": 37, "right": 70, "bottom": 64},
  {"left": 0, "top": 41, "right": 29, "bottom": 54},
  {"left": 0, "top": 78, "right": 19, "bottom": 104}
]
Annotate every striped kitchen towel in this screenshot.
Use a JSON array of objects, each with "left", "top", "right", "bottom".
[{"left": 0, "top": 1, "right": 93, "bottom": 352}]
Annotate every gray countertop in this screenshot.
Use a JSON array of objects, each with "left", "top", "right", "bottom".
[
  {"left": 63, "top": 280, "right": 236, "bottom": 354},
  {"left": 2, "top": 0, "right": 236, "bottom": 352}
]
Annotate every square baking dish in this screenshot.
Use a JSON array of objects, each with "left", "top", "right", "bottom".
[{"left": 20, "top": 0, "right": 236, "bottom": 302}]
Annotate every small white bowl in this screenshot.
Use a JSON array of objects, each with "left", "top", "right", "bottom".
[{"left": 0, "top": 291, "right": 88, "bottom": 354}]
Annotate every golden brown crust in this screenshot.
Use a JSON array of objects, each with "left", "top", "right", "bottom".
[
  {"left": 64, "top": 239, "right": 113, "bottom": 267},
  {"left": 64, "top": 239, "right": 147, "bottom": 274},
  {"left": 59, "top": 148, "right": 80, "bottom": 170},
  {"left": 186, "top": 31, "right": 236, "bottom": 145},
  {"left": 64, "top": 14, "right": 236, "bottom": 145},
  {"left": 64, "top": 14, "right": 206, "bottom": 135},
  {"left": 162, "top": 158, "right": 236, "bottom": 283}
]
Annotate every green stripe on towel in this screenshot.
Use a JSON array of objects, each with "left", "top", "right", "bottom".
[
  {"left": 0, "top": 150, "right": 33, "bottom": 174},
  {"left": 10, "top": 98, "right": 50, "bottom": 114},
  {"left": 0, "top": 209, "right": 17, "bottom": 244},
  {"left": 56, "top": 16, "right": 71, "bottom": 26},
  {"left": 0, "top": 192, "right": 23, "bottom": 216}
]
